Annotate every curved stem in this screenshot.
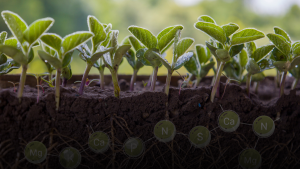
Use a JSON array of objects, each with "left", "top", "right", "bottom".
[
  {"left": 165, "top": 70, "right": 173, "bottom": 96},
  {"left": 280, "top": 71, "right": 287, "bottom": 97},
  {"left": 37, "top": 77, "right": 40, "bottom": 103},
  {"left": 210, "top": 62, "right": 225, "bottom": 102},
  {"left": 211, "top": 61, "right": 220, "bottom": 87},
  {"left": 55, "top": 69, "right": 61, "bottom": 111},
  {"left": 99, "top": 69, "right": 105, "bottom": 90},
  {"left": 111, "top": 71, "right": 120, "bottom": 98},
  {"left": 18, "top": 65, "right": 28, "bottom": 102},
  {"left": 253, "top": 82, "right": 259, "bottom": 94},
  {"left": 150, "top": 66, "right": 158, "bottom": 91},
  {"left": 79, "top": 64, "right": 92, "bottom": 95},
  {"left": 194, "top": 76, "right": 201, "bottom": 88},
  {"left": 291, "top": 78, "right": 299, "bottom": 90},
  {"left": 246, "top": 74, "right": 252, "bottom": 97},
  {"left": 130, "top": 69, "right": 138, "bottom": 91}
]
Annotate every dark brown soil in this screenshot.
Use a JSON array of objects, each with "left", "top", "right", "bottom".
[{"left": 0, "top": 76, "right": 300, "bottom": 169}]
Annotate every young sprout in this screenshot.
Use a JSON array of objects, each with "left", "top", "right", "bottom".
[
  {"left": 61, "top": 64, "right": 72, "bottom": 87},
  {"left": 244, "top": 42, "right": 274, "bottom": 96},
  {"left": 142, "top": 81, "right": 148, "bottom": 91},
  {"left": 38, "top": 31, "right": 94, "bottom": 110},
  {"left": 194, "top": 15, "right": 265, "bottom": 102},
  {"left": 251, "top": 72, "right": 265, "bottom": 94},
  {"left": 102, "top": 30, "right": 131, "bottom": 98},
  {"left": 74, "top": 78, "right": 99, "bottom": 87},
  {"left": 27, "top": 73, "right": 49, "bottom": 103},
  {"left": 76, "top": 16, "right": 114, "bottom": 94},
  {"left": 267, "top": 27, "right": 300, "bottom": 96},
  {"left": 177, "top": 73, "right": 194, "bottom": 95},
  {"left": 122, "top": 36, "right": 145, "bottom": 91},
  {"left": 39, "top": 43, "right": 56, "bottom": 82},
  {"left": 0, "top": 11, "right": 54, "bottom": 101},
  {"left": 152, "top": 29, "right": 194, "bottom": 95},
  {"left": 184, "top": 44, "right": 215, "bottom": 88},
  {"left": 289, "top": 65, "right": 300, "bottom": 90},
  {"left": 0, "top": 31, "right": 21, "bottom": 75},
  {"left": 128, "top": 25, "right": 184, "bottom": 91},
  {"left": 41, "top": 76, "right": 55, "bottom": 88},
  {"left": 7, "top": 81, "right": 19, "bottom": 92}
]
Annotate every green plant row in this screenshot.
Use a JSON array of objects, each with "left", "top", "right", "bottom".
[{"left": 0, "top": 11, "right": 299, "bottom": 110}]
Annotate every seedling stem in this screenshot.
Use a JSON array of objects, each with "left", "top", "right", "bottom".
[
  {"left": 291, "top": 78, "right": 299, "bottom": 90},
  {"left": 99, "top": 69, "right": 105, "bottom": 90},
  {"left": 150, "top": 66, "right": 158, "bottom": 91},
  {"left": 130, "top": 70, "right": 138, "bottom": 91},
  {"left": 18, "top": 65, "right": 27, "bottom": 102},
  {"left": 280, "top": 71, "right": 287, "bottom": 96},
  {"left": 111, "top": 71, "right": 120, "bottom": 98},
  {"left": 79, "top": 64, "right": 92, "bottom": 95},
  {"left": 165, "top": 70, "right": 172, "bottom": 96},
  {"left": 210, "top": 62, "right": 225, "bottom": 102},
  {"left": 55, "top": 69, "right": 61, "bottom": 110},
  {"left": 246, "top": 74, "right": 252, "bottom": 97}
]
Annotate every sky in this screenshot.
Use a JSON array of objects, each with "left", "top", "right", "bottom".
[{"left": 174, "top": 0, "right": 300, "bottom": 15}]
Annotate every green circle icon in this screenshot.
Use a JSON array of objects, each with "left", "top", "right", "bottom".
[
  {"left": 59, "top": 147, "right": 81, "bottom": 169},
  {"left": 88, "top": 131, "right": 110, "bottom": 154},
  {"left": 253, "top": 116, "right": 275, "bottom": 138},
  {"left": 218, "top": 110, "right": 240, "bottom": 132},
  {"left": 24, "top": 141, "right": 47, "bottom": 164},
  {"left": 189, "top": 126, "right": 211, "bottom": 148},
  {"left": 123, "top": 137, "right": 144, "bottom": 158},
  {"left": 154, "top": 120, "right": 176, "bottom": 142},
  {"left": 239, "top": 148, "right": 261, "bottom": 169}
]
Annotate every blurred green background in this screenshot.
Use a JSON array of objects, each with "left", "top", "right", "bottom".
[{"left": 1, "top": 0, "right": 300, "bottom": 76}]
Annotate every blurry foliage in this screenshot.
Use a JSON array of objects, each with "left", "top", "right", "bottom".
[{"left": 1, "top": 0, "right": 300, "bottom": 75}]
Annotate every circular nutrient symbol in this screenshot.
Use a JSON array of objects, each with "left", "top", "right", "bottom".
[
  {"left": 88, "top": 131, "right": 110, "bottom": 153},
  {"left": 24, "top": 141, "right": 47, "bottom": 164},
  {"left": 123, "top": 137, "right": 144, "bottom": 158},
  {"left": 59, "top": 147, "right": 81, "bottom": 169},
  {"left": 189, "top": 126, "right": 211, "bottom": 148},
  {"left": 154, "top": 120, "right": 176, "bottom": 142},
  {"left": 218, "top": 110, "right": 240, "bottom": 132},
  {"left": 252, "top": 115, "right": 275, "bottom": 138},
  {"left": 239, "top": 148, "right": 261, "bottom": 169}
]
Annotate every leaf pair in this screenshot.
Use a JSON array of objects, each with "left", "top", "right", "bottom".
[
  {"left": 122, "top": 36, "right": 144, "bottom": 71},
  {"left": 184, "top": 44, "right": 215, "bottom": 78},
  {"left": 245, "top": 42, "right": 274, "bottom": 75},
  {"left": 267, "top": 27, "right": 300, "bottom": 72},
  {"left": 39, "top": 32, "right": 94, "bottom": 69}
]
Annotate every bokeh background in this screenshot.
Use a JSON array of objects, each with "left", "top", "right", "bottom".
[{"left": 1, "top": 0, "right": 300, "bottom": 76}]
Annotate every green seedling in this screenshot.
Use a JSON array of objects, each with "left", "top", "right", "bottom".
[
  {"left": 27, "top": 73, "right": 49, "bottom": 103},
  {"left": 101, "top": 30, "right": 131, "bottom": 98},
  {"left": 74, "top": 78, "right": 99, "bottom": 87},
  {"left": 122, "top": 36, "right": 145, "bottom": 91},
  {"left": 220, "top": 73, "right": 241, "bottom": 99},
  {"left": 178, "top": 73, "right": 193, "bottom": 95},
  {"left": 128, "top": 25, "right": 184, "bottom": 91},
  {"left": 267, "top": 27, "right": 300, "bottom": 96},
  {"left": 194, "top": 15, "right": 265, "bottom": 102},
  {"left": 142, "top": 81, "right": 148, "bottom": 91},
  {"left": 0, "top": 11, "right": 54, "bottom": 101},
  {"left": 184, "top": 44, "right": 215, "bottom": 88},
  {"left": 41, "top": 76, "right": 55, "bottom": 88},
  {"left": 251, "top": 72, "right": 266, "bottom": 94},
  {"left": 0, "top": 31, "right": 21, "bottom": 75},
  {"left": 244, "top": 42, "right": 274, "bottom": 96},
  {"left": 7, "top": 81, "right": 18, "bottom": 92},
  {"left": 39, "top": 43, "right": 56, "bottom": 83},
  {"left": 289, "top": 65, "right": 300, "bottom": 90},
  {"left": 76, "top": 16, "right": 114, "bottom": 94},
  {"left": 152, "top": 29, "right": 194, "bottom": 95},
  {"left": 38, "top": 31, "right": 94, "bottom": 110}
]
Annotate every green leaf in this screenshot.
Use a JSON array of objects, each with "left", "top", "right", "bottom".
[
  {"left": 238, "top": 49, "right": 248, "bottom": 68},
  {"left": 23, "top": 18, "right": 54, "bottom": 45},
  {"left": 38, "top": 50, "right": 61, "bottom": 69},
  {"left": 129, "top": 36, "right": 144, "bottom": 51},
  {"left": 157, "top": 25, "right": 184, "bottom": 52},
  {"left": 196, "top": 45, "right": 208, "bottom": 64},
  {"left": 205, "top": 41, "right": 218, "bottom": 59},
  {"left": 40, "top": 33, "right": 62, "bottom": 53},
  {"left": 27, "top": 48, "right": 34, "bottom": 64},
  {"left": 197, "top": 15, "right": 216, "bottom": 24},
  {"left": 128, "top": 26, "right": 157, "bottom": 49},
  {"left": 113, "top": 44, "right": 131, "bottom": 67},
  {"left": 216, "top": 49, "right": 230, "bottom": 62},
  {"left": 0, "top": 45, "right": 27, "bottom": 65},
  {"left": 184, "top": 53, "right": 199, "bottom": 75},
  {"left": 88, "top": 15, "right": 106, "bottom": 50},
  {"left": 245, "top": 42, "right": 256, "bottom": 57},
  {"left": 200, "top": 62, "right": 215, "bottom": 78},
  {"left": 90, "top": 47, "right": 115, "bottom": 64},
  {"left": 194, "top": 22, "right": 226, "bottom": 45},
  {"left": 42, "top": 43, "right": 56, "bottom": 56},
  {"left": 38, "top": 46, "right": 53, "bottom": 72},
  {"left": 251, "top": 72, "right": 265, "bottom": 82},
  {"left": 136, "top": 59, "right": 144, "bottom": 70},
  {"left": 62, "top": 31, "right": 94, "bottom": 56},
  {"left": 152, "top": 51, "right": 171, "bottom": 70},
  {"left": 273, "top": 61, "right": 289, "bottom": 72},
  {"left": 292, "top": 42, "right": 300, "bottom": 56},
  {"left": 252, "top": 44, "right": 274, "bottom": 62},
  {"left": 62, "top": 51, "right": 73, "bottom": 68},
  {"left": 246, "top": 58, "right": 261, "bottom": 75},
  {"left": 266, "top": 33, "right": 291, "bottom": 57},
  {"left": 124, "top": 48, "right": 135, "bottom": 68},
  {"left": 101, "top": 31, "right": 111, "bottom": 47},
  {"left": 1, "top": 10, "right": 28, "bottom": 43},
  {"left": 271, "top": 47, "right": 286, "bottom": 61},
  {"left": 136, "top": 48, "right": 151, "bottom": 66},
  {"left": 231, "top": 28, "right": 265, "bottom": 46},
  {"left": 175, "top": 38, "right": 194, "bottom": 58},
  {"left": 257, "top": 59, "right": 273, "bottom": 72},
  {"left": 274, "top": 26, "right": 291, "bottom": 43},
  {"left": 4, "top": 38, "right": 18, "bottom": 48},
  {"left": 143, "top": 49, "right": 161, "bottom": 67},
  {"left": 289, "top": 66, "right": 300, "bottom": 79},
  {"left": 221, "top": 23, "right": 239, "bottom": 37},
  {"left": 161, "top": 39, "right": 174, "bottom": 54},
  {"left": 0, "top": 31, "right": 7, "bottom": 44},
  {"left": 174, "top": 52, "right": 193, "bottom": 70},
  {"left": 229, "top": 44, "right": 244, "bottom": 57},
  {"left": 0, "top": 59, "right": 20, "bottom": 75},
  {"left": 61, "top": 65, "right": 72, "bottom": 80},
  {"left": 290, "top": 56, "right": 300, "bottom": 70},
  {"left": 0, "top": 54, "right": 7, "bottom": 64}
]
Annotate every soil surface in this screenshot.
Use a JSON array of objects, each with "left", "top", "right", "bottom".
[{"left": 0, "top": 76, "right": 300, "bottom": 169}]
